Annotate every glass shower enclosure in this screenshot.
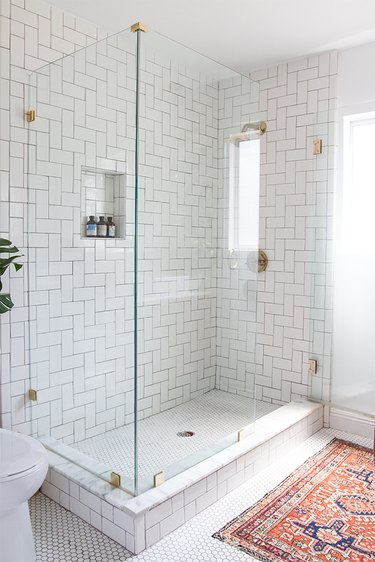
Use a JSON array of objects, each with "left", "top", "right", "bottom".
[{"left": 26, "top": 24, "right": 261, "bottom": 495}]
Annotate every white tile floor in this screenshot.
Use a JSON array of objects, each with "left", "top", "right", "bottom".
[
  {"left": 30, "top": 427, "right": 372, "bottom": 562},
  {"left": 72, "top": 390, "right": 278, "bottom": 479},
  {"left": 31, "top": 494, "right": 131, "bottom": 562}
]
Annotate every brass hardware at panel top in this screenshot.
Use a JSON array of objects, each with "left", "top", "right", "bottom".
[
  {"left": 308, "top": 359, "right": 318, "bottom": 375},
  {"left": 25, "top": 110, "right": 36, "bottom": 123},
  {"left": 131, "top": 22, "right": 149, "bottom": 33},
  {"left": 28, "top": 389, "right": 37, "bottom": 401},
  {"left": 313, "top": 139, "right": 323, "bottom": 155},
  {"left": 154, "top": 471, "right": 165, "bottom": 487},
  {"left": 110, "top": 472, "right": 121, "bottom": 488},
  {"left": 258, "top": 250, "right": 268, "bottom": 273}
]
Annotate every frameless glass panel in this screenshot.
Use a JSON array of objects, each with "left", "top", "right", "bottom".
[
  {"left": 135, "top": 29, "right": 260, "bottom": 492},
  {"left": 308, "top": 110, "right": 332, "bottom": 405},
  {"left": 27, "top": 28, "right": 138, "bottom": 494},
  {"left": 27, "top": 24, "right": 263, "bottom": 497}
]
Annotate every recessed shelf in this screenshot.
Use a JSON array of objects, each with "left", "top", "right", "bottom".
[{"left": 80, "top": 166, "right": 126, "bottom": 239}]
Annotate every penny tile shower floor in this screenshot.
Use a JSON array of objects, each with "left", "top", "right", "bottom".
[
  {"left": 72, "top": 390, "right": 279, "bottom": 478},
  {"left": 30, "top": 427, "right": 371, "bottom": 562}
]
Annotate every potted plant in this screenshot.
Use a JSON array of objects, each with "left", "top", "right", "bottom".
[{"left": 0, "top": 238, "right": 23, "bottom": 314}]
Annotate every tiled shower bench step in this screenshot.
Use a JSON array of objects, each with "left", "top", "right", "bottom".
[{"left": 41, "top": 400, "right": 323, "bottom": 554}]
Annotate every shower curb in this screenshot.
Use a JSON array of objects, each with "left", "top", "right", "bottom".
[{"left": 41, "top": 400, "right": 323, "bottom": 554}]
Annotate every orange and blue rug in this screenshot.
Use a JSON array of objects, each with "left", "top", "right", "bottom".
[{"left": 213, "top": 439, "right": 374, "bottom": 561}]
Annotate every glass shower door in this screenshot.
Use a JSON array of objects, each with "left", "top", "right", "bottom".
[
  {"left": 27, "top": 28, "right": 139, "bottom": 494},
  {"left": 134, "top": 28, "right": 261, "bottom": 492},
  {"left": 26, "top": 22, "right": 262, "bottom": 497}
]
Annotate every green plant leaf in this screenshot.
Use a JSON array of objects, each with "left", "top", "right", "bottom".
[
  {"left": 0, "top": 246, "right": 20, "bottom": 254},
  {"left": 0, "top": 293, "right": 14, "bottom": 314},
  {"left": 0, "top": 252, "right": 24, "bottom": 277},
  {"left": 0, "top": 238, "right": 24, "bottom": 314},
  {"left": 0, "top": 255, "right": 22, "bottom": 267}
]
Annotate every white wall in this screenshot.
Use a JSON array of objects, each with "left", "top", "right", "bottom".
[
  {"left": 338, "top": 42, "right": 375, "bottom": 107},
  {"left": 331, "top": 41, "right": 375, "bottom": 417}
]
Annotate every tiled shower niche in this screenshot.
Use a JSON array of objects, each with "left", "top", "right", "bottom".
[{"left": 81, "top": 167, "right": 126, "bottom": 239}]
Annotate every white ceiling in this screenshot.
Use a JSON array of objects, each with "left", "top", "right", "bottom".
[{"left": 47, "top": 0, "right": 375, "bottom": 72}]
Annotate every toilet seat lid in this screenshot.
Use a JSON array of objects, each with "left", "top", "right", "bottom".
[{"left": 0, "top": 429, "right": 47, "bottom": 479}]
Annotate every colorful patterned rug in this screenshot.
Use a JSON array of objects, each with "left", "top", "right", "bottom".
[{"left": 213, "top": 439, "right": 374, "bottom": 561}]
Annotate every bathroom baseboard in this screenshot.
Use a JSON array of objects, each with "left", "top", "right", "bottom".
[{"left": 329, "top": 408, "right": 373, "bottom": 439}]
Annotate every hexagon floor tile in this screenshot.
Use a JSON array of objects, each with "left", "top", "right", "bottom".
[{"left": 30, "top": 427, "right": 371, "bottom": 562}]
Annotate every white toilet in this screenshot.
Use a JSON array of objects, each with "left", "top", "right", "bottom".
[{"left": 0, "top": 429, "right": 48, "bottom": 562}]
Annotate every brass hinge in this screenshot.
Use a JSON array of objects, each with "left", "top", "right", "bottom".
[
  {"left": 153, "top": 471, "right": 165, "bottom": 487},
  {"left": 130, "top": 22, "right": 149, "bottom": 33},
  {"left": 308, "top": 359, "right": 318, "bottom": 375},
  {"left": 237, "top": 429, "right": 246, "bottom": 442},
  {"left": 313, "top": 139, "right": 323, "bottom": 155},
  {"left": 25, "top": 110, "right": 36, "bottom": 123},
  {"left": 110, "top": 472, "right": 121, "bottom": 488},
  {"left": 28, "top": 389, "right": 38, "bottom": 401}
]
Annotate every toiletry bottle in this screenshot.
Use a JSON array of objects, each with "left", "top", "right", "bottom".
[
  {"left": 86, "top": 216, "right": 97, "bottom": 237},
  {"left": 107, "top": 217, "right": 116, "bottom": 238},
  {"left": 97, "top": 216, "right": 107, "bottom": 237}
]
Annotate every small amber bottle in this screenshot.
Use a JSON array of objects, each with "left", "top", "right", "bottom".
[
  {"left": 86, "top": 216, "right": 97, "bottom": 237},
  {"left": 107, "top": 217, "right": 116, "bottom": 238},
  {"left": 97, "top": 216, "right": 107, "bottom": 237}
]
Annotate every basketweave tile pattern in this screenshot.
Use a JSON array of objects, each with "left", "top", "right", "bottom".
[
  {"left": 25, "top": 30, "right": 237, "bottom": 443},
  {"left": 1, "top": 0, "right": 226, "bottom": 440},
  {"left": 31, "top": 426, "right": 370, "bottom": 562},
  {"left": 3, "top": 0, "right": 264, "bottom": 444},
  {"left": 247, "top": 55, "right": 337, "bottom": 404},
  {"left": 26, "top": 30, "right": 138, "bottom": 444},
  {"left": 73, "top": 390, "right": 279, "bottom": 479},
  {"left": 216, "top": 75, "right": 260, "bottom": 400},
  {"left": 0, "top": 0, "right": 107, "bottom": 431},
  {"left": 1, "top": 0, "right": 336, "bottom": 444}
]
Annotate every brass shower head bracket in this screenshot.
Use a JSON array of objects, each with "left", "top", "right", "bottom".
[
  {"left": 241, "top": 121, "right": 267, "bottom": 135},
  {"left": 259, "top": 121, "right": 267, "bottom": 135}
]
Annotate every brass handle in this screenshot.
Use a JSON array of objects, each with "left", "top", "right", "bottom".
[{"left": 258, "top": 250, "right": 268, "bottom": 273}]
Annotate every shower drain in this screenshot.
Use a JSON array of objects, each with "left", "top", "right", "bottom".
[{"left": 177, "top": 431, "right": 195, "bottom": 437}]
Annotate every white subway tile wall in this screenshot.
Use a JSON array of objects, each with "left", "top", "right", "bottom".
[
  {"left": 0, "top": 0, "right": 335, "bottom": 444},
  {"left": 250, "top": 56, "right": 336, "bottom": 404},
  {"left": 0, "top": 0, "right": 107, "bottom": 432},
  {"left": 26, "top": 30, "right": 137, "bottom": 443}
]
